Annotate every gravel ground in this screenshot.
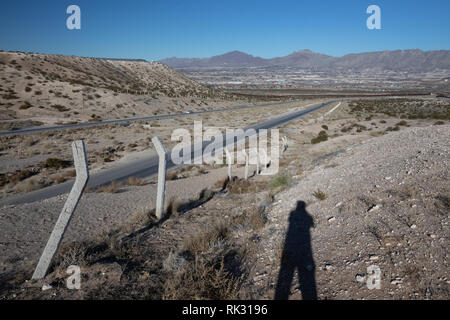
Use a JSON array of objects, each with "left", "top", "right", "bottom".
[
  {"left": 249, "top": 124, "right": 449, "bottom": 299},
  {"left": 1, "top": 122, "right": 448, "bottom": 300},
  {"left": 0, "top": 166, "right": 246, "bottom": 280}
]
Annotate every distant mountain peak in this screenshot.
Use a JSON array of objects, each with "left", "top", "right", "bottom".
[{"left": 159, "top": 49, "right": 450, "bottom": 72}]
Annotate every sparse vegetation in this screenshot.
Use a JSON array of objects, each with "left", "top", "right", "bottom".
[
  {"left": 313, "top": 189, "right": 327, "bottom": 200},
  {"left": 311, "top": 130, "right": 328, "bottom": 144}
]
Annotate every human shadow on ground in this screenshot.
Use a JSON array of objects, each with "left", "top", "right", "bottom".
[{"left": 274, "top": 200, "right": 317, "bottom": 300}]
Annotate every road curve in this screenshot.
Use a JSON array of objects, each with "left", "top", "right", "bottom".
[{"left": 0, "top": 101, "right": 334, "bottom": 206}]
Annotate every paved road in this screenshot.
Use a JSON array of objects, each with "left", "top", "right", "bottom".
[
  {"left": 0, "top": 100, "right": 299, "bottom": 137},
  {"left": 0, "top": 100, "right": 334, "bottom": 206}
]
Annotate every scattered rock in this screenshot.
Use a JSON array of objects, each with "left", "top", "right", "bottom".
[
  {"left": 391, "top": 278, "right": 403, "bottom": 285},
  {"left": 42, "top": 284, "right": 52, "bottom": 291},
  {"left": 356, "top": 275, "right": 365, "bottom": 282}
]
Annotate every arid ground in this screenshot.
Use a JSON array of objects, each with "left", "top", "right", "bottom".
[{"left": 0, "top": 95, "right": 448, "bottom": 300}]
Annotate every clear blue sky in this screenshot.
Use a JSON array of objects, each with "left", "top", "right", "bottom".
[{"left": 0, "top": 0, "right": 449, "bottom": 60}]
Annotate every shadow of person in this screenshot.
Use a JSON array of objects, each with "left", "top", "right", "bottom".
[{"left": 275, "top": 201, "right": 317, "bottom": 300}]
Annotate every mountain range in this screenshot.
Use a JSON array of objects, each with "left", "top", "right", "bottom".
[{"left": 159, "top": 49, "right": 450, "bottom": 72}]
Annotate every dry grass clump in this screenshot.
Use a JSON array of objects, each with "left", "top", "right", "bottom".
[
  {"left": 0, "top": 169, "right": 38, "bottom": 186},
  {"left": 13, "top": 177, "right": 45, "bottom": 193},
  {"left": 94, "top": 181, "right": 123, "bottom": 193},
  {"left": 269, "top": 174, "right": 292, "bottom": 194},
  {"left": 44, "top": 158, "right": 71, "bottom": 170},
  {"left": 233, "top": 206, "right": 267, "bottom": 231},
  {"left": 125, "top": 176, "right": 146, "bottom": 186},
  {"left": 396, "top": 120, "right": 408, "bottom": 126},
  {"left": 50, "top": 169, "right": 76, "bottom": 184},
  {"left": 166, "top": 165, "right": 208, "bottom": 181},
  {"left": 165, "top": 218, "right": 245, "bottom": 300},
  {"left": 162, "top": 255, "right": 242, "bottom": 300},
  {"left": 183, "top": 219, "right": 231, "bottom": 254},
  {"left": 224, "top": 177, "right": 267, "bottom": 194}
]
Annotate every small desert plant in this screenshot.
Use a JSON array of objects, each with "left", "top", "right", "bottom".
[
  {"left": 19, "top": 101, "right": 33, "bottom": 109},
  {"left": 313, "top": 189, "right": 327, "bottom": 200},
  {"left": 270, "top": 174, "right": 291, "bottom": 191},
  {"left": 45, "top": 157, "right": 70, "bottom": 170},
  {"left": 311, "top": 130, "right": 328, "bottom": 144},
  {"left": 50, "top": 104, "right": 70, "bottom": 112}
]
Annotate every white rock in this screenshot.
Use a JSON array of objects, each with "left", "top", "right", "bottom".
[
  {"left": 328, "top": 217, "right": 336, "bottom": 222},
  {"left": 42, "top": 284, "right": 53, "bottom": 291},
  {"left": 391, "top": 278, "right": 403, "bottom": 285},
  {"left": 356, "top": 275, "right": 365, "bottom": 282}
]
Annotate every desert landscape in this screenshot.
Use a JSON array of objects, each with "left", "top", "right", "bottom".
[
  {"left": 0, "top": 1, "right": 449, "bottom": 303},
  {"left": 0, "top": 74, "right": 449, "bottom": 299}
]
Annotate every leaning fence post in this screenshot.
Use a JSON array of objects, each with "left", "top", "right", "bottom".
[
  {"left": 225, "top": 147, "right": 232, "bottom": 180},
  {"left": 242, "top": 150, "right": 249, "bottom": 180},
  {"left": 31, "top": 140, "right": 89, "bottom": 280},
  {"left": 152, "top": 136, "right": 167, "bottom": 220}
]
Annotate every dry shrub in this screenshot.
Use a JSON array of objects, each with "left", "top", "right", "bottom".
[
  {"left": 223, "top": 177, "right": 267, "bottom": 194},
  {"left": 14, "top": 177, "right": 44, "bottom": 193},
  {"left": 95, "top": 181, "right": 122, "bottom": 193},
  {"left": 163, "top": 255, "right": 242, "bottom": 300},
  {"left": 120, "top": 207, "right": 157, "bottom": 233},
  {"left": 183, "top": 219, "right": 231, "bottom": 255},
  {"left": 126, "top": 176, "right": 146, "bottom": 186},
  {"left": 233, "top": 207, "right": 267, "bottom": 231},
  {"left": 166, "top": 171, "right": 178, "bottom": 181}
]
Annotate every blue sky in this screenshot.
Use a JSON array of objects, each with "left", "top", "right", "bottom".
[{"left": 0, "top": 0, "right": 449, "bottom": 60}]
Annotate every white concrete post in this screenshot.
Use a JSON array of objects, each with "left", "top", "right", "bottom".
[
  {"left": 32, "top": 140, "right": 89, "bottom": 280},
  {"left": 242, "top": 150, "right": 249, "bottom": 180},
  {"left": 261, "top": 148, "right": 268, "bottom": 170},
  {"left": 152, "top": 136, "right": 167, "bottom": 220},
  {"left": 225, "top": 147, "right": 232, "bottom": 180},
  {"left": 255, "top": 149, "right": 260, "bottom": 175}
]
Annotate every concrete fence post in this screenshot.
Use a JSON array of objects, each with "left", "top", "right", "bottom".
[
  {"left": 255, "top": 149, "right": 260, "bottom": 175},
  {"left": 260, "top": 148, "right": 268, "bottom": 171},
  {"left": 225, "top": 147, "right": 232, "bottom": 180},
  {"left": 152, "top": 136, "right": 167, "bottom": 220},
  {"left": 31, "top": 140, "right": 89, "bottom": 280},
  {"left": 242, "top": 150, "right": 249, "bottom": 180}
]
